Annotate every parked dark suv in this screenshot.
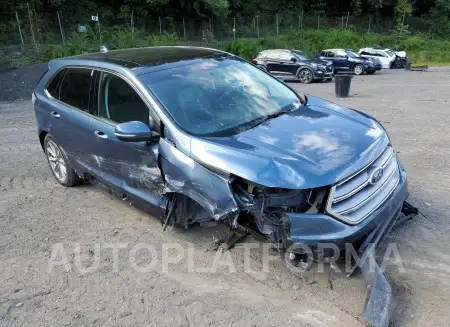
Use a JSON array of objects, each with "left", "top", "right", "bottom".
[
  {"left": 315, "top": 49, "right": 376, "bottom": 75},
  {"left": 251, "top": 49, "right": 334, "bottom": 83}
]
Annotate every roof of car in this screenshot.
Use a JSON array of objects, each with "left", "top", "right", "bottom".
[
  {"left": 260, "top": 49, "right": 292, "bottom": 52},
  {"left": 52, "top": 46, "right": 230, "bottom": 74},
  {"left": 322, "top": 49, "right": 352, "bottom": 51}
]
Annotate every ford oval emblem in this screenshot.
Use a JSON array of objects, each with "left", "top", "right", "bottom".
[{"left": 369, "top": 167, "right": 383, "bottom": 185}]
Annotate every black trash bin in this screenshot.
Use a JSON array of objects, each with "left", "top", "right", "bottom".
[{"left": 335, "top": 74, "right": 353, "bottom": 98}]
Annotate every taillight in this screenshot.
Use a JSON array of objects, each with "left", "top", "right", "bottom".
[
  {"left": 250, "top": 58, "right": 257, "bottom": 64},
  {"left": 32, "top": 92, "right": 37, "bottom": 105}
]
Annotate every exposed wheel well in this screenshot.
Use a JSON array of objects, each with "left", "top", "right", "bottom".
[
  {"left": 39, "top": 131, "right": 48, "bottom": 151},
  {"left": 165, "top": 192, "right": 212, "bottom": 227}
]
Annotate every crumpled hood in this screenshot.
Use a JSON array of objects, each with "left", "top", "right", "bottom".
[
  {"left": 395, "top": 51, "right": 407, "bottom": 58},
  {"left": 190, "top": 95, "right": 389, "bottom": 189},
  {"left": 352, "top": 56, "right": 371, "bottom": 63}
]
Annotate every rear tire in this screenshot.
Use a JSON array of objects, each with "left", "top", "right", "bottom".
[
  {"left": 353, "top": 64, "right": 364, "bottom": 75},
  {"left": 44, "top": 135, "right": 80, "bottom": 187},
  {"left": 297, "top": 68, "right": 313, "bottom": 84}
]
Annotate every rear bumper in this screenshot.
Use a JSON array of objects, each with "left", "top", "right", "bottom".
[{"left": 288, "top": 168, "right": 409, "bottom": 249}]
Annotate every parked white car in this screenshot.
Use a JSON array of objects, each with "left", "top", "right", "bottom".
[{"left": 358, "top": 48, "right": 399, "bottom": 69}]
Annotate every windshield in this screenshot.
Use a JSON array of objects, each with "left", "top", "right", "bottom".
[
  {"left": 386, "top": 50, "right": 395, "bottom": 56},
  {"left": 346, "top": 50, "right": 360, "bottom": 58},
  {"left": 292, "top": 50, "right": 309, "bottom": 60},
  {"left": 140, "top": 57, "right": 301, "bottom": 136}
]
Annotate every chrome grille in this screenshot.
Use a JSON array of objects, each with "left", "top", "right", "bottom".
[{"left": 327, "top": 146, "right": 400, "bottom": 225}]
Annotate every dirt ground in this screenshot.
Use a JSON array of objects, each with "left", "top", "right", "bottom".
[{"left": 1, "top": 67, "right": 449, "bottom": 327}]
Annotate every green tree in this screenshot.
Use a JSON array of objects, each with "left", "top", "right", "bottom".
[{"left": 428, "top": 0, "right": 450, "bottom": 36}]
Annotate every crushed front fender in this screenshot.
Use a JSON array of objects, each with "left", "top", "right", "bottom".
[{"left": 159, "top": 138, "right": 238, "bottom": 220}]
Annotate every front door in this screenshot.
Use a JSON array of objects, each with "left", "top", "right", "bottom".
[
  {"left": 87, "top": 71, "right": 166, "bottom": 215},
  {"left": 335, "top": 50, "right": 351, "bottom": 71},
  {"left": 278, "top": 51, "right": 298, "bottom": 76}
]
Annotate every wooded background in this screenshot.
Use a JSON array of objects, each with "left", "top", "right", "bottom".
[{"left": 1, "top": 0, "right": 449, "bottom": 46}]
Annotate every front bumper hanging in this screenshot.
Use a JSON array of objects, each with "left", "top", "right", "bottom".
[{"left": 358, "top": 201, "right": 418, "bottom": 327}]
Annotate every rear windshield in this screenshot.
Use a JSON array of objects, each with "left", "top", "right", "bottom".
[
  {"left": 386, "top": 50, "right": 395, "bottom": 56},
  {"left": 139, "top": 57, "right": 301, "bottom": 136}
]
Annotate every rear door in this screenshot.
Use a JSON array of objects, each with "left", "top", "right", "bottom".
[
  {"left": 87, "top": 70, "right": 166, "bottom": 215},
  {"left": 265, "top": 50, "right": 281, "bottom": 74},
  {"left": 44, "top": 67, "right": 96, "bottom": 173},
  {"left": 320, "top": 51, "right": 337, "bottom": 68}
]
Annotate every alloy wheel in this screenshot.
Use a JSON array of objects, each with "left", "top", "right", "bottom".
[
  {"left": 298, "top": 69, "right": 313, "bottom": 83},
  {"left": 46, "top": 140, "right": 67, "bottom": 183},
  {"left": 354, "top": 64, "right": 363, "bottom": 75}
]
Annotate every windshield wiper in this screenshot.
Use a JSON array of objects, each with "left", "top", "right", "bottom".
[{"left": 244, "top": 107, "right": 295, "bottom": 131}]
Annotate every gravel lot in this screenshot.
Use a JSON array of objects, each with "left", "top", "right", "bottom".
[{"left": 1, "top": 67, "right": 449, "bottom": 327}]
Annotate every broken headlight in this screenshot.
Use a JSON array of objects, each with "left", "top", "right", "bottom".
[{"left": 231, "top": 177, "right": 328, "bottom": 214}]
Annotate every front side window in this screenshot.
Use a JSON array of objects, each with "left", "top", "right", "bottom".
[
  {"left": 140, "top": 57, "right": 301, "bottom": 136},
  {"left": 280, "top": 51, "right": 292, "bottom": 61},
  {"left": 97, "top": 73, "right": 149, "bottom": 125},
  {"left": 58, "top": 68, "right": 93, "bottom": 112},
  {"left": 336, "top": 50, "right": 348, "bottom": 58},
  {"left": 325, "top": 51, "right": 335, "bottom": 58}
]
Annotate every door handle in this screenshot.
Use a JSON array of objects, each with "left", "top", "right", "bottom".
[
  {"left": 94, "top": 130, "right": 108, "bottom": 139},
  {"left": 51, "top": 111, "right": 60, "bottom": 119}
]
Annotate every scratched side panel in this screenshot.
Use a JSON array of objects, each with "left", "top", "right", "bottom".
[{"left": 159, "top": 138, "right": 238, "bottom": 220}]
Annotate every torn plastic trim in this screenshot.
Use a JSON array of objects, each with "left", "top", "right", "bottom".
[
  {"left": 159, "top": 138, "right": 238, "bottom": 220},
  {"left": 361, "top": 254, "right": 392, "bottom": 327},
  {"left": 357, "top": 201, "right": 418, "bottom": 327}
]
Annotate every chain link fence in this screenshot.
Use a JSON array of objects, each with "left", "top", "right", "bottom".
[{"left": 0, "top": 8, "right": 429, "bottom": 69}]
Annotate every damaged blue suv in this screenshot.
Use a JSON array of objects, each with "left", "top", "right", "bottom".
[{"left": 34, "top": 46, "right": 411, "bottom": 255}]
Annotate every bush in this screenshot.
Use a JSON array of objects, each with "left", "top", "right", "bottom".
[{"left": 8, "top": 26, "right": 450, "bottom": 68}]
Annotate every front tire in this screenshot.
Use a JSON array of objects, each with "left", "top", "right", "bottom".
[
  {"left": 353, "top": 64, "right": 364, "bottom": 75},
  {"left": 297, "top": 68, "right": 314, "bottom": 84},
  {"left": 44, "top": 135, "right": 80, "bottom": 187}
]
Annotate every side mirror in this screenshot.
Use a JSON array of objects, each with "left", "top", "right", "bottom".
[
  {"left": 115, "top": 121, "right": 152, "bottom": 142},
  {"left": 291, "top": 57, "right": 297, "bottom": 62}
]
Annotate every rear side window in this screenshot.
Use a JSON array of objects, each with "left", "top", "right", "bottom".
[
  {"left": 58, "top": 68, "right": 93, "bottom": 112},
  {"left": 257, "top": 52, "right": 268, "bottom": 59},
  {"left": 46, "top": 69, "right": 66, "bottom": 98}
]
